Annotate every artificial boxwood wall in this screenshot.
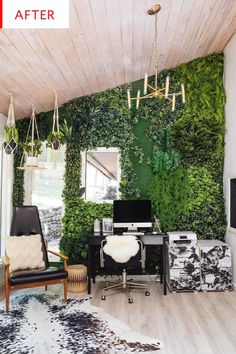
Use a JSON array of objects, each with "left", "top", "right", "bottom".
[{"left": 13, "top": 54, "right": 226, "bottom": 266}]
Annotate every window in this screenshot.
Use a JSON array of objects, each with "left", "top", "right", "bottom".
[
  {"left": 24, "top": 143, "right": 65, "bottom": 250},
  {"left": 82, "top": 148, "right": 120, "bottom": 202},
  {"left": 31, "top": 146, "right": 65, "bottom": 209}
]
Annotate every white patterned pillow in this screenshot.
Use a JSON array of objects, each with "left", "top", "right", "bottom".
[{"left": 5, "top": 234, "right": 45, "bottom": 273}]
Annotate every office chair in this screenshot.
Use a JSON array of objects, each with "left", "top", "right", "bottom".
[
  {"left": 3, "top": 206, "right": 68, "bottom": 313},
  {"left": 100, "top": 235, "right": 150, "bottom": 303}
]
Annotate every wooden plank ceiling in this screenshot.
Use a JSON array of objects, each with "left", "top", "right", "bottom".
[{"left": 0, "top": 0, "right": 236, "bottom": 119}]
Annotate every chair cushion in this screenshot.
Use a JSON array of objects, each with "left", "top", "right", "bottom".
[
  {"left": 5, "top": 234, "right": 45, "bottom": 273},
  {"left": 9, "top": 266, "right": 46, "bottom": 278},
  {"left": 103, "top": 235, "right": 139, "bottom": 263},
  {"left": 9, "top": 267, "right": 68, "bottom": 286},
  {"left": 10, "top": 206, "right": 50, "bottom": 268}
]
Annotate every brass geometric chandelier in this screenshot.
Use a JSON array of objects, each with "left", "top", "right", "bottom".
[{"left": 127, "top": 4, "right": 186, "bottom": 111}]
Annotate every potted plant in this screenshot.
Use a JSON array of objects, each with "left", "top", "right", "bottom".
[
  {"left": 21, "top": 139, "right": 42, "bottom": 167},
  {"left": 46, "top": 120, "right": 72, "bottom": 149},
  {"left": 46, "top": 131, "right": 64, "bottom": 150},
  {"left": 3, "top": 125, "right": 19, "bottom": 155}
]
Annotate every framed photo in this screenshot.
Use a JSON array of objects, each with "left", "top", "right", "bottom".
[{"left": 102, "top": 218, "right": 113, "bottom": 235}]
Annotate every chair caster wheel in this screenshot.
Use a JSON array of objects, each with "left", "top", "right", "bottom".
[
  {"left": 128, "top": 298, "right": 133, "bottom": 304},
  {"left": 145, "top": 291, "right": 150, "bottom": 296},
  {"left": 101, "top": 295, "right": 106, "bottom": 300}
]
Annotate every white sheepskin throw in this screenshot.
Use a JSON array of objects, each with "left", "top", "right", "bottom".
[{"left": 103, "top": 235, "right": 139, "bottom": 263}]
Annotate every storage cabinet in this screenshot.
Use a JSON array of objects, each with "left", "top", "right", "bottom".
[
  {"left": 167, "top": 239, "right": 232, "bottom": 292},
  {"left": 167, "top": 244, "right": 201, "bottom": 292},
  {"left": 198, "top": 240, "right": 232, "bottom": 291}
]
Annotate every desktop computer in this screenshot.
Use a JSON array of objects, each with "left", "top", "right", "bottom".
[{"left": 113, "top": 200, "right": 152, "bottom": 235}]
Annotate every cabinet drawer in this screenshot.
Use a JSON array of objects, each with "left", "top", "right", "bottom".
[
  {"left": 201, "top": 246, "right": 231, "bottom": 268},
  {"left": 169, "top": 268, "right": 200, "bottom": 291},
  {"left": 168, "top": 244, "right": 199, "bottom": 259},
  {"left": 168, "top": 244, "right": 200, "bottom": 269},
  {"left": 201, "top": 267, "right": 232, "bottom": 291},
  {"left": 169, "top": 257, "right": 200, "bottom": 269}
]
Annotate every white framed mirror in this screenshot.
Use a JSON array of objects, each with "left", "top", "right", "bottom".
[{"left": 81, "top": 147, "right": 120, "bottom": 202}]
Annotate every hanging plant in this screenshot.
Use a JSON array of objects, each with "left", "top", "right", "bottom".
[
  {"left": 21, "top": 139, "right": 42, "bottom": 156},
  {"left": 47, "top": 94, "right": 72, "bottom": 150},
  {"left": 21, "top": 139, "right": 42, "bottom": 166},
  {"left": 46, "top": 131, "right": 63, "bottom": 150},
  {"left": 18, "top": 105, "right": 44, "bottom": 170},
  {"left": 46, "top": 120, "right": 72, "bottom": 149},
  {"left": 4, "top": 126, "right": 19, "bottom": 155},
  {"left": 3, "top": 94, "right": 19, "bottom": 155}
]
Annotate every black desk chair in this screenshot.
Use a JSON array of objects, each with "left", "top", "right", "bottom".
[
  {"left": 100, "top": 235, "right": 150, "bottom": 303},
  {"left": 3, "top": 206, "right": 68, "bottom": 313}
]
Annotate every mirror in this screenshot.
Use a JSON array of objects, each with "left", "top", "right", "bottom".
[{"left": 81, "top": 148, "right": 120, "bottom": 202}]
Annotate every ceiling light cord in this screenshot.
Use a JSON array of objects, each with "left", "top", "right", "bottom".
[{"left": 154, "top": 13, "right": 158, "bottom": 90}]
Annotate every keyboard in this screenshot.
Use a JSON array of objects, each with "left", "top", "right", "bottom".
[{"left": 122, "top": 232, "right": 145, "bottom": 236}]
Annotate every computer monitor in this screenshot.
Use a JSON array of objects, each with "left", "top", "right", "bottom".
[{"left": 113, "top": 200, "right": 152, "bottom": 231}]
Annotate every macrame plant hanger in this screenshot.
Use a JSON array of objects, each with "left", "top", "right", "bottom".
[
  {"left": 4, "top": 93, "right": 18, "bottom": 155},
  {"left": 52, "top": 93, "right": 61, "bottom": 150},
  {"left": 51, "top": 93, "right": 61, "bottom": 169},
  {"left": 18, "top": 105, "right": 46, "bottom": 171}
]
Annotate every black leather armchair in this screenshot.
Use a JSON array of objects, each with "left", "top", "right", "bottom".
[{"left": 3, "top": 206, "right": 68, "bottom": 312}]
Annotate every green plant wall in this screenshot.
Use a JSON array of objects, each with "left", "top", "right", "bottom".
[{"left": 13, "top": 54, "right": 226, "bottom": 267}]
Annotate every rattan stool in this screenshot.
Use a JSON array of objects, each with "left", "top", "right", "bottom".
[{"left": 67, "top": 264, "right": 87, "bottom": 293}]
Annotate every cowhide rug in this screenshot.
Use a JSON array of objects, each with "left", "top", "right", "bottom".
[{"left": 0, "top": 293, "right": 162, "bottom": 354}]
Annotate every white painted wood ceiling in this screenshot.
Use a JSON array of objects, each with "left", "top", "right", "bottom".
[{"left": 0, "top": 0, "right": 236, "bottom": 119}]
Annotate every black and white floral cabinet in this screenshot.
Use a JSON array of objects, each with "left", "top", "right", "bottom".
[
  {"left": 167, "top": 239, "right": 232, "bottom": 292},
  {"left": 198, "top": 240, "right": 232, "bottom": 291}
]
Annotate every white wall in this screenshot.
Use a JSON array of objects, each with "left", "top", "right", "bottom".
[
  {"left": 0, "top": 113, "right": 14, "bottom": 286},
  {"left": 0, "top": 113, "right": 13, "bottom": 250},
  {"left": 224, "top": 32, "right": 236, "bottom": 287}
]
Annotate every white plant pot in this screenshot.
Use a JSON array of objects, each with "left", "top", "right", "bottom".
[{"left": 26, "top": 156, "right": 38, "bottom": 167}]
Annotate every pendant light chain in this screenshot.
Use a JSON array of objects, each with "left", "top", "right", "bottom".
[{"left": 154, "top": 13, "right": 158, "bottom": 89}]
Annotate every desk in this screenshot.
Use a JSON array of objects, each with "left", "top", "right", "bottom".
[{"left": 87, "top": 234, "right": 168, "bottom": 295}]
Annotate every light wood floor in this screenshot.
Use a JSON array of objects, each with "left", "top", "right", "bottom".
[{"left": 1, "top": 277, "right": 236, "bottom": 354}]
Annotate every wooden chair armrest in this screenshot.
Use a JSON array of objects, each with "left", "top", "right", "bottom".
[
  {"left": 47, "top": 249, "right": 68, "bottom": 260},
  {"left": 2, "top": 255, "right": 10, "bottom": 267}
]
